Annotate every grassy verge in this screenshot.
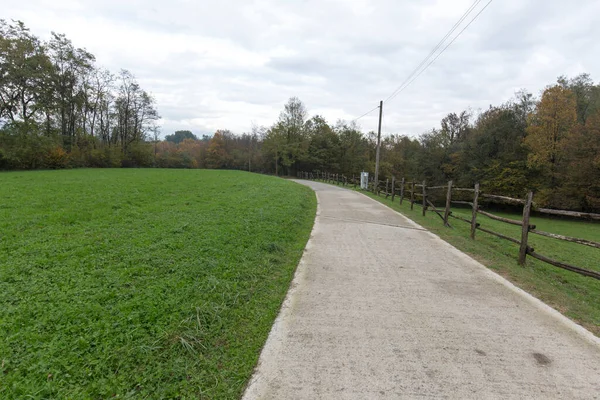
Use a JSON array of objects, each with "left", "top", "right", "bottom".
[
  {"left": 324, "top": 181, "right": 600, "bottom": 336},
  {"left": 0, "top": 169, "right": 316, "bottom": 399}
]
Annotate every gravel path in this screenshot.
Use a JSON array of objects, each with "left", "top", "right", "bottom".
[{"left": 243, "top": 181, "right": 600, "bottom": 399}]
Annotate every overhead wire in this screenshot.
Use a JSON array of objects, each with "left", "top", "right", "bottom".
[
  {"left": 350, "top": 105, "right": 380, "bottom": 123},
  {"left": 348, "top": 0, "right": 493, "bottom": 126},
  {"left": 385, "top": 0, "right": 494, "bottom": 104},
  {"left": 384, "top": 0, "right": 483, "bottom": 104}
]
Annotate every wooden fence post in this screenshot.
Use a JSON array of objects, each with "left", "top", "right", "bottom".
[
  {"left": 391, "top": 177, "right": 396, "bottom": 202},
  {"left": 443, "top": 180, "right": 452, "bottom": 227},
  {"left": 519, "top": 191, "right": 534, "bottom": 265},
  {"left": 385, "top": 179, "right": 389, "bottom": 198},
  {"left": 470, "top": 183, "right": 480, "bottom": 239},
  {"left": 422, "top": 181, "right": 427, "bottom": 216},
  {"left": 400, "top": 178, "right": 405, "bottom": 205},
  {"left": 410, "top": 181, "right": 415, "bottom": 210}
]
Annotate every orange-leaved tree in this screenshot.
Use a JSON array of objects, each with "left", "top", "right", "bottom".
[{"left": 525, "top": 85, "right": 577, "bottom": 204}]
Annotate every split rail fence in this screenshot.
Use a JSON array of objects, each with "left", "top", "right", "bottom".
[{"left": 298, "top": 171, "right": 600, "bottom": 281}]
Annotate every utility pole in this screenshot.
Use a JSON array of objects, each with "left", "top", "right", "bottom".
[{"left": 374, "top": 100, "right": 383, "bottom": 188}]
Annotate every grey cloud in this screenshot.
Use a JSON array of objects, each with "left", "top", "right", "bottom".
[{"left": 5, "top": 0, "right": 600, "bottom": 137}]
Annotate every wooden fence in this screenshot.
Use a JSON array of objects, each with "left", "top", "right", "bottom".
[{"left": 298, "top": 171, "right": 600, "bottom": 280}]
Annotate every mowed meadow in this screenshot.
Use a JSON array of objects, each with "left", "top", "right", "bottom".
[{"left": 0, "top": 169, "right": 316, "bottom": 398}]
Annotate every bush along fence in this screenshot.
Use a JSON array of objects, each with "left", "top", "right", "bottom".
[{"left": 298, "top": 171, "right": 600, "bottom": 281}]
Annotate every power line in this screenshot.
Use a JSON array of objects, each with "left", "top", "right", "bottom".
[
  {"left": 386, "top": 0, "right": 493, "bottom": 104},
  {"left": 351, "top": 105, "right": 380, "bottom": 123},
  {"left": 384, "top": 0, "right": 483, "bottom": 104},
  {"left": 348, "top": 0, "right": 492, "bottom": 126}
]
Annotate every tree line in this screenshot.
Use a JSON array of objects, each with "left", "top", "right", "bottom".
[
  {"left": 0, "top": 20, "right": 159, "bottom": 169},
  {"left": 155, "top": 75, "right": 600, "bottom": 212},
  {"left": 2, "top": 22, "right": 599, "bottom": 211}
]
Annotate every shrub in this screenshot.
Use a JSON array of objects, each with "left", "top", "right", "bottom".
[{"left": 45, "top": 146, "right": 69, "bottom": 169}]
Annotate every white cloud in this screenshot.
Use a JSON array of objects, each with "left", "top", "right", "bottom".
[{"left": 3, "top": 0, "right": 600, "bottom": 137}]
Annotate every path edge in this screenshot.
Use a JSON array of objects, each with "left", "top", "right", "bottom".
[
  {"left": 241, "top": 185, "right": 321, "bottom": 399},
  {"left": 353, "top": 188, "right": 600, "bottom": 348}
]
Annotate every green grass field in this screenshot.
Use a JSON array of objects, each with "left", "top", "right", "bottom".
[
  {"left": 0, "top": 169, "right": 316, "bottom": 399},
  {"left": 356, "top": 187, "right": 600, "bottom": 336}
]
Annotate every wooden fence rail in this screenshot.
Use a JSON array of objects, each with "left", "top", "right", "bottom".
[
  {"left": 530, "top": 229, "right": 600, "bottom": 249},
  {"left": 536, "top": 208, "right": 600, "bottom": 221}
]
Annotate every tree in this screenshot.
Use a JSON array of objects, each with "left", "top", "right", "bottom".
[
  {"left": 0, "top": 21, "right": 158, "bottom": 169},
  {"left": 165, "top": 130, "right": 198, "bottom": 144},
  {"left": 557, "top": 108, "right": 600, "bottom": 210},
  {"left": 525, "top": 85, "right": 577, "bottom": 191},
  {"left": 303, "top": 115, "right": 339, "bottom": 172},
  {"left": 113, "top": 70, "right": 159, "bottom": 154},
  {"left": 457, "top": 103, "right": 529, "bottom": 195},
  {"left": 383, "top": 134, "right": 420, "bottom": 180},
  {"left": 178, "top": 138, "right": 204, "bottom": 168},
  {"left": 88, "top": 68, "right": 113, "bottom": 142},
  {"left": 262, "top": 124, "right": 286, "bottom": 175},
  {"left": 275, "top": 97, "right": 308, "bottom": 175},
  {"left": 440, "top": 111, "right": 471, "bottom": 145},
  {"left": 558, "top": 73, "right": 600, "bottom": 124},
  {"left": 0, "top": 20, "right": 53, "bottom": 124},
  {"left": 246, "top": 124, "right": 265, "bottom": 172},
  {"left": 47, "top": 32, "right": 95, "bottom": 147},
  {"left": 416, "top": 129, "right": 449, "bottom": 184},
  {"left": 206, "top": 130, "right": 234, "bottom": 169}
]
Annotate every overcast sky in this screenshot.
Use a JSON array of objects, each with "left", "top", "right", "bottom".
[{"left": 4, "top": 0, "right": 599, "bottom": 137}]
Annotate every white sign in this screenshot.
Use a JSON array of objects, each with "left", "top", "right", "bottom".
[{"left": 360, "top": 172, "right": 369, "bottom": 190}]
